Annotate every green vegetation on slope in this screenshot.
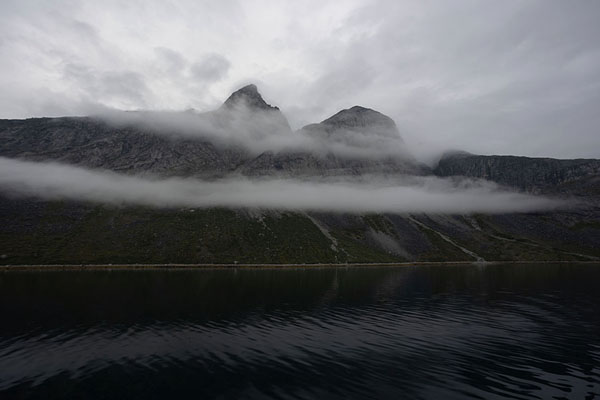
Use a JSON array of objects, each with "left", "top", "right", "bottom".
[{"left": 1, "top": 197, "right": 598, "bottom": 265}]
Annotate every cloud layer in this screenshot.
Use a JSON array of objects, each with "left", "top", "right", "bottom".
[
  {"left": 1, "top": 1, "right": 599, "bottom": 161},
  {"left": 96, "top": 105, "right": 411, "bottom": 159},
  {"left": 0, "top": 157, "right": 561, "bottom": 214}
]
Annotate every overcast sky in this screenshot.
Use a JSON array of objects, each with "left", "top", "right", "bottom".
[{"left": 1, "top": 0, "right": 599, "bottom": 160}]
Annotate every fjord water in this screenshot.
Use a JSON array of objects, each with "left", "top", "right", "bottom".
[{"left": 0, "top": 264, "right": 599, "bottom": 399}]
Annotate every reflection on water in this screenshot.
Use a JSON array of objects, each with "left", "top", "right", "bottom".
[{"left": 0, "top": 264, "right": 599, "bottom": 399}]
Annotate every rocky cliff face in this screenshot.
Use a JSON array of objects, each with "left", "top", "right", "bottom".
[
  {"left": 0, "top": 85, "right": 425, "bottom": 177},
  {"left": 0, "top": 117, "right": 248, "bottom": 177},
  {"left": 434, "top": 152, "right": 600, "bottom": 195},
  {"left": 221, "top": 84, "right": 280, "bottom": 112},
  {"left": 238, "top": 150, "right": 428, "bottom": 177}
]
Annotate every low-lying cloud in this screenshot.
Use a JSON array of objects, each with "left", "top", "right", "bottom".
[
  {"left": 0, "top": 157, "right": 562, "bottom": 214},
  {"left": 96, "top": 104, "right": 413, "bottom": 160}
]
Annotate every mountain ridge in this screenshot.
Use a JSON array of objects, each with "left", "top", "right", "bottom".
[
  {"left": 0, "top": 84, "right": 598, "bottom": 190},
  {"left": 435, "top": 151, "right": 600, "bottom": 196},
  {"left": 0, "top": 84, "right": 599, "bottom": 265},
  {"left": 0, "top": 84, "right": 425, "bottom": 177}
]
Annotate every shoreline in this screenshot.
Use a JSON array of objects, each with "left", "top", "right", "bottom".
[{"left": 0, "top": 260, "right": 598, "bottom": 271}]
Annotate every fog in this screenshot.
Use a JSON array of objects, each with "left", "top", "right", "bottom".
[
  {"left": 96, "top": 103, "right": 412, "bottom": 159},
  {"left": 0, "top": 157, "right": 561, "bottom": 214}
]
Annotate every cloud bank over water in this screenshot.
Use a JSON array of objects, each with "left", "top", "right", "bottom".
[{"left": 0, "top": 157, "right": 561, "bottom": 214}]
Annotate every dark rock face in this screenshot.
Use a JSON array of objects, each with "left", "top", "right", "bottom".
[
  {"left": 434, "top": 152, "right": 600, "bottom": 195},
  {"left": 0, "top": 117, "right": 249, "bottom": 177},
  {"left": 238, "top": 150, "right": 429, "bottom": 177},
  {"left": 221, "top": 84, "right": 279, "bottom": 111}
]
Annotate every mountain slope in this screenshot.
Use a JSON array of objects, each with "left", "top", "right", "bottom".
[
  {"left": 0, "top": 85, "right": 426, "bottom": 177},
  {"left": 302, "top": 106, "right": 402, "bottom": 139},
  {"left": 1, "top": 84, "right": 599, "bottom": 265},
  {"left": 240, "top": 104, "right": 427, "bottom": 176},
  {"left": 1, "top": 195, "right": 598, "bottom": 265},
  {"left": 434, "top": 151, "right": 600, "bottom": 196},
  {"left": 0, "top": 117, "right": 248, "bottom": 177}
]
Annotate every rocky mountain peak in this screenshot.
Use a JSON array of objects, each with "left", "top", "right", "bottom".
[
  {"left": 300, "top": 105, "right": 402, "bottom": 141},
  {"left": 218, "top": 83, "right": 292, "bottom": 134},
  {"left": 222, "top": 84, "right": 279, "bottom": 111},
  {"left": 321, "top": 106, "right": 397, "bottom": 131}
]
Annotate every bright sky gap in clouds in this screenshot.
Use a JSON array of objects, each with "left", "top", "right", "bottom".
[{"left": 1, "top": 0, "right": 599, "bottom": 160}]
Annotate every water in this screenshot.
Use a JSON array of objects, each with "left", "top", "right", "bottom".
[{"left": 0, "top": 264, "right": 599, "bottom": 399}]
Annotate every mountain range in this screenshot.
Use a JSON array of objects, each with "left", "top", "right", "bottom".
[{"left": 1, "top": 85, "right": 599, "bottom": 265}]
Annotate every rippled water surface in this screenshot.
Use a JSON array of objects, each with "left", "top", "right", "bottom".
[{"left": 1, "top": 264, "right": 599, "bottom": 399}]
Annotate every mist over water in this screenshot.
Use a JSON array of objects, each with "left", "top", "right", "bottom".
[{"left": 0, "top": 264, "right": 598, "bottom": 399}]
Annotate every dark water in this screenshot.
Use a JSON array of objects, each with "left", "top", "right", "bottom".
[{"left": 0, "top": 264, "right": 599, "bottom": 399}]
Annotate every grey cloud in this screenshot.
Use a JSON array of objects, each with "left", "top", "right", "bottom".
[
  {"left": 190, "top": 54, "right": 231, "bottom": 83},
  {"left": 272, "top": 0, "right": 600, "bottom": 159},
  {"left": 154, "top": 47, "right": 187, "bottom": 74},
  {"left": 63, "top": 64, "right": 151, "bottom": 108},
  {"left": 67, "top": 19, "right": 101, "bottom": 46},
  {"left": 100, "top": 71, "right": 149, "bottom": 105},
  {"left": 95, "top": 105, "right": 411, "bottom": 159},
  {"left": 0, "top": 0, "right": 599, "bottom": 159},
  {"left": 0, "top": 157, "right": 562, "bottom": 214}
]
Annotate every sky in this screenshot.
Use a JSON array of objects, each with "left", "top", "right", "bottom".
[{"left": 1, "top": 0, "right": 599, "bottom": 160}]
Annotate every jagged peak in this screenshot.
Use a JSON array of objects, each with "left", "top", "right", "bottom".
[{"left": 222, "top": 84, "right": 279, "bottom": 111}]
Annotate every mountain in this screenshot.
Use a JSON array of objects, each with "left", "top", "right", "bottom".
[
  {"left": 435, "top": 151, "right": 600, "bottom": 196},
  {"left": 0, "top": 85, "right": 425, "bottom": 177},
  {"left": 240, "top": 103, "right": 426, "bottom": 176},
  {"left": 221, "top": 84, "right": 280, "bottom": 111},
  {"left": 217, "top": 83, "right": 293, "bottom": 135},
  {"left": 0, "top": 116, "right": 249, "bottom": 177},
  {"left": 1, "top": 196, "right": 598, "bottom": 265},
  {"left": 0, "top": 84, "right": 599, "bottom": 265},
  {"left": 302, "top": 105, "right": 402, "bottom": 140}
]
